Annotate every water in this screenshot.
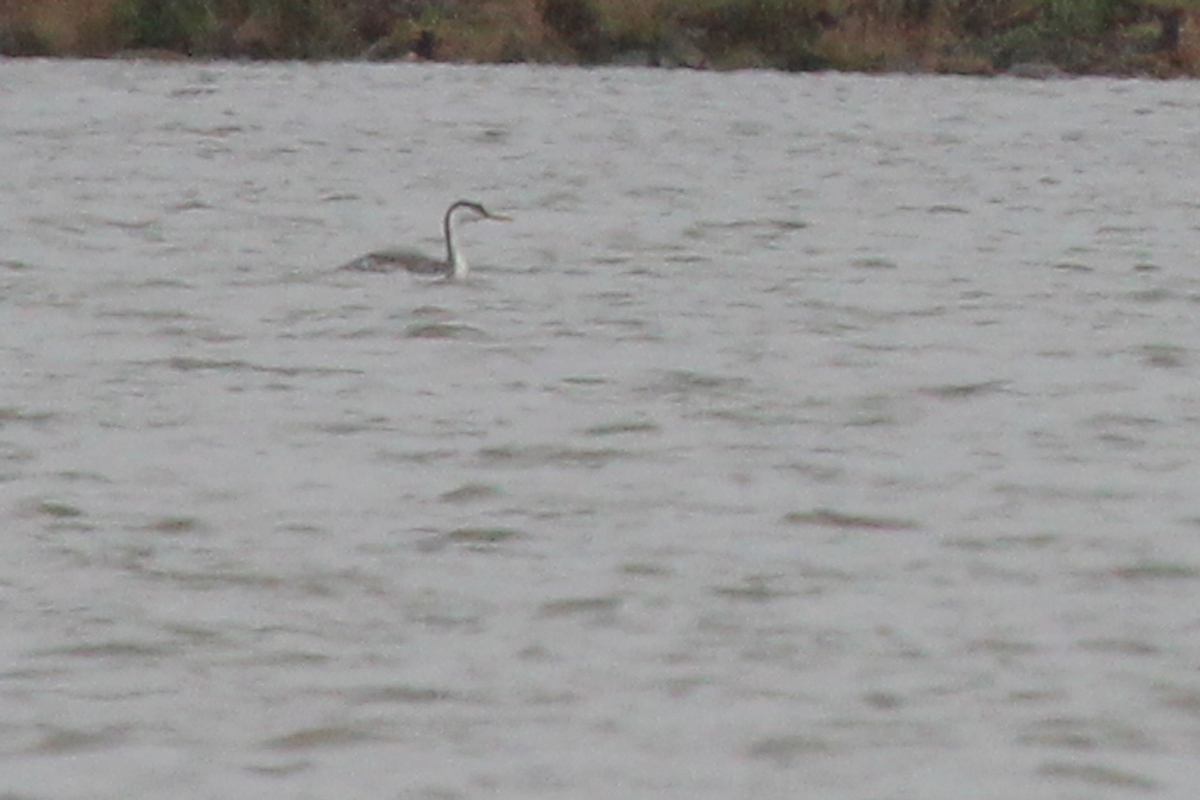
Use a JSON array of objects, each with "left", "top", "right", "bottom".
[{"left": 2, "top": 59, "right": 1200, "bottom": 798}]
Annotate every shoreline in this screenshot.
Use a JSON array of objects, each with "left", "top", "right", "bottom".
[{"left": 0, "top": 0, "right": 1197, "bottom": 79}]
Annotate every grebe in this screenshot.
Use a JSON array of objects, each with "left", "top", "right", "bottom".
[{"left": 338, "top": 200, "right": 511, "bottom": 280}]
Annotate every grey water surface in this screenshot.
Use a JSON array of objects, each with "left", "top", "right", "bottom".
[{"left": 2, "top": 59, "right": 1200, "bottom": 798}]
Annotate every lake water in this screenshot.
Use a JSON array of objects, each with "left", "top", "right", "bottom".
[{"left": 2, "top": 58, "right": 1200, "bottom": 798}]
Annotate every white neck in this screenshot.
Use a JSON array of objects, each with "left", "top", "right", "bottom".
[
  {"left": 444, "top": 206, "right": 469, "bottom": 280},
  {"left": 450, "top": 247, "right": 469, "bottom": 280}
]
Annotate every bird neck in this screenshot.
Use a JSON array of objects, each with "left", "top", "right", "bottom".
[{"left": 444, "top": 205, "right": 469, "bottom": 279}]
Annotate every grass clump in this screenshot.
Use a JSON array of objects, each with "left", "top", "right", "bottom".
[
  {"left": 109, "top": 0, "right": 362, "bottom": 57},
  {"left": 676, "top": 0, "right": 837, "bottom": 69},
  {"left": 115, "top": 0, "right": 217, "bottom": 52},
  {"left": 530, "top": 0, "right": 838, "bottom": 68},
  {"left": 0, "top": 0, "right": 128, "bottom": 55}
]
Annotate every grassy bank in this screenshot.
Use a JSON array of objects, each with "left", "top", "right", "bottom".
[{"left": 0, "top": 0, "right": 1197, "bottom": 75}]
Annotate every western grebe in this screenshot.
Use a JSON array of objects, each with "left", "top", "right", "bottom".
[{"left": 338, "top": 199, "right": 511, "bottom": 280}]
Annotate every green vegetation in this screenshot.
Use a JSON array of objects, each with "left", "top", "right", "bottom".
[
  {"left": 0, "top": 0, "right": 1196, "bottom": 75},
  {"left": 114, "top": 0, "right": 360, "bottom": 57},
  {"left": 115, "top": 0, "right": 217, "bottom": 52}
]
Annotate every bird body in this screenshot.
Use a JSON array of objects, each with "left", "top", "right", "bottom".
[{"left": 339, "top": 200, "right": 510, "bottom": 280}]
